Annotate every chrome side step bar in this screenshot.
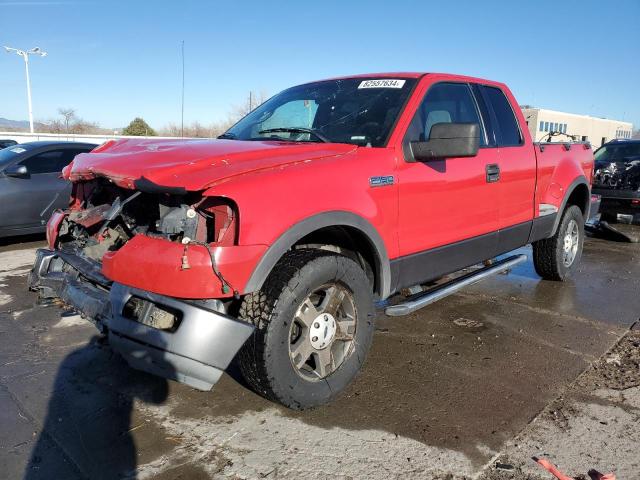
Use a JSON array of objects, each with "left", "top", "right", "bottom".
[{"left": 385, "top": 254, "right": 527, "bottom": 317}]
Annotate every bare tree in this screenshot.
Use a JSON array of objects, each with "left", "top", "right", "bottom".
[
  {"left": 39, "top": 111, "right": 109, "bottom": 135},
  {"left": 159, "top": 121, "right": 227, "bottom": 138},
  {"left": 158, "top": 89, "right": 270, "bottom": 138},
  {"left": 70, "top": 119, "right": 103, "bottom": 134},
  {"left": 57, "top": 108, "right": 76, "bottom": 134},
  {"left": 229, "top": 90, "right": 268, "bottom": 123},
  {"left": 45, "top": 118, "right": 65, "bottom": 134}
]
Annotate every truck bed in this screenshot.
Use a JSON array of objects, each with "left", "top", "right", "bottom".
[{"left": 533, "top": 142, "right": 594, "bottom": 217}]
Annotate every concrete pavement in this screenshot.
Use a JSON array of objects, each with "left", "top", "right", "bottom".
[{"left": 0, "top": 228, "right": 638, "bottom": 479}]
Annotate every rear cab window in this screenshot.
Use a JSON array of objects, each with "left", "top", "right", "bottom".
[{"left": 479, "top": 86, "right": 523, "bottom": 147}]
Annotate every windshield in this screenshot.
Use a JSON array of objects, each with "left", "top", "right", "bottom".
[
  {"left": 223, "top": 77, "right": 417, "bottom": 147},
  {"left": 594, "top": 143, "right": 640, "bottom": 163}
]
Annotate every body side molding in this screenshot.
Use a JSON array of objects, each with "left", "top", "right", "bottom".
[
  {"left": 529, "top": 176, "right": 590, "bottom": 243},
  {"left": 389, "top": 220, "right": 532, "bottom": 293}
]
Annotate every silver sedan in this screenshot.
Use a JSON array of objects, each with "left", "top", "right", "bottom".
[{"left": 0, "top": 141, "right": 96, "bottom": 238}]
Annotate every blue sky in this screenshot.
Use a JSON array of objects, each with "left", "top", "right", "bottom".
[{"left": 1, "top": 0, "right": 638, "bottom": 130}]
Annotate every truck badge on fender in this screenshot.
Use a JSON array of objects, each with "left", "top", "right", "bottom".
[{"left": 369, "top": 176, "right": 394, "bottom": 187}]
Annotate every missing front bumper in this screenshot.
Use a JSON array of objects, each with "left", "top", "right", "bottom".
[{"left": 28, "top": 249, "right": 254, "bottom": 391}]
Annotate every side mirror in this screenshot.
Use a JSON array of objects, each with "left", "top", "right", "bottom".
[
  {"left": 410, "top": 122, "right": 480, "bottom": 161},
  {"left": 4, "top": 164, "right": 30, "bottom": 179}
]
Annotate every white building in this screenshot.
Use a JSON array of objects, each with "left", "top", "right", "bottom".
[{"left": 520, "top": 107, "right": 633, "bottom": 147}]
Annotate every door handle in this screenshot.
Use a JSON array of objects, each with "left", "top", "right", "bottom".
[{"left": 486, "top": 164, "right": 500, "bottom": 183}]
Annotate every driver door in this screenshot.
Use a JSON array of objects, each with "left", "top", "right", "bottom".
[{"left": 394, "top": 81, "right": 500, "bottom": 288}]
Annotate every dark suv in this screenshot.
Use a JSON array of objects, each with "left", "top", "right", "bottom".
[{"left": 593, "top": 139, "right": 640, "bottom": 222}]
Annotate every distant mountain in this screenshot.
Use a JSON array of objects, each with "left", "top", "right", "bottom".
[
  {"left": 0, "top": 118, "right": 30, "bottom": 129},
  {"left": 0, "top": 117, "right": 49, "bottom": 131}
]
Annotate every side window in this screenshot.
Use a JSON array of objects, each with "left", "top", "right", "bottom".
[
  {"left": 481, "top": 86, "right": 523, "bottom": 146},
  {"left": 404, "top": 82, "right": 486, "bottom": 149},
  {"left": 19, "top": 149, "right": 74, "bottom": 174}
]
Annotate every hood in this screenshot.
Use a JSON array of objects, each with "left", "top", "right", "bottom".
[{"left": 67, "top": 138, "right": 357, "bottom": 190}]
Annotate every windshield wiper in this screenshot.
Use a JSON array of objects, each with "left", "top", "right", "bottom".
[
  {"left": 258, "top": 127, "right": 330, "bottom": 143},
  {"left": 217, "top": 132, "right": 237, "bottom": 140}
]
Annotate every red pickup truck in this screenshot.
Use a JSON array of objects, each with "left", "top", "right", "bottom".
[{"left": 29, "top": 73, "right": 595, "bottom": 409}]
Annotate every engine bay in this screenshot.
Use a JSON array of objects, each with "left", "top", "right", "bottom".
[
  {"left": 594, "top": 159, "right": 640, "bottom": 192},
  {"left": 56, "top": 179, "right": 237, "bottom": 262}
]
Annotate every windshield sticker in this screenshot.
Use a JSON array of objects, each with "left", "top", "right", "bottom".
[
  {"left": 358, "top": 79, "right": 406, "bottom": 89},
  {"left": 9, "top": 147, "right": 26, "bottom": 154}
]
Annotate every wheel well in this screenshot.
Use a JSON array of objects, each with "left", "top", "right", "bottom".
[
  {"left": 243, "top": 211, "right": 391, "bottom": 299},
  {"left": 293, "top": 226, "right": 380, "bottom": 296},
  {"left": 565, "top": 183, "right": 590, "bottom": 218}
]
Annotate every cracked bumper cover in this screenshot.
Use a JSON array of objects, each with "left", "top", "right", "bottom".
[{"left": 28, "top": 249, "right": 254, "bottom": 391}]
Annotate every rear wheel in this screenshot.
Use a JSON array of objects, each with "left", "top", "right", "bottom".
[
  {"left": 532, "top": 205, "right": 584, "bottom": 281},
  {"left": 238, "top": 249, "right": 375, "bottom": 409}
]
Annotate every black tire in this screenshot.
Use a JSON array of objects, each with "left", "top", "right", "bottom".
[
  {"left": 532, "top": 205, "right": 585, "bottom": 281},
  {"left": 237, "top": 249, "right": 375, "bottom": 409}
]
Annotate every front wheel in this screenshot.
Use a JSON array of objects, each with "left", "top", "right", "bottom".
[
  {"left": 238, "top": 249, "right": 375, "bottom": 409},
  {"left": 532, "top": 205, "right": 585, "bottom": 281}
]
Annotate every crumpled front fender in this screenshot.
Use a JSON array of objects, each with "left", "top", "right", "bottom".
[{"left": 101, "top": 235, "right": 268, "bottom": 299}]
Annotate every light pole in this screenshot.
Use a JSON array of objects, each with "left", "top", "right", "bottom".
[{"left": 4, "top": 46, "right": 47, "bottom": 133}]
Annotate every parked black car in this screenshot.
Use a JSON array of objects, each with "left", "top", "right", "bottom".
[
  {"left": 0, "top": 141, "right": 96, "bottom": 237},
  {"left": 0, "top": 139, "right": 18, "bottom": 150},
  {"left": 592, "top": 139, "right": 640, "bottom": 223}
]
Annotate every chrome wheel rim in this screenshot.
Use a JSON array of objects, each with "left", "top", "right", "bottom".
[
  {"left": 289, "top": 283, "right": 357, "bottom": 380},
  {"left": 562, "top": 219, "right": 580, "bottom": 267}
]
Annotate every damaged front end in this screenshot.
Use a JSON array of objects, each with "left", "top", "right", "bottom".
[
  {"left": 592, "top": 144, "right": 640, "bottom": 220},
  {"left": 55, "top": 177, "right": 237, "bottom": 267},
  {"left": 29, "top": 177, "right": 257, "bottom": 390},
  {"left": 594, "top": 158, "right": 640, "bottom": 192}
]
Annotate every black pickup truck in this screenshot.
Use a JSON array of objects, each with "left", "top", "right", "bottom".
[{"left": 593, "top": 139, "right": 640, "bottom": 222}]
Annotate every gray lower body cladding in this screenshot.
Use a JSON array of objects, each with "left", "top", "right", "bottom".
[{"left": 28, "top": 249, "right": 254, "bottom": 390}]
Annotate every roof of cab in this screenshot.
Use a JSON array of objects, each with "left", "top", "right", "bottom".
[{"left": 310, "top": 72, "right": 505, "bottom": 88}]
